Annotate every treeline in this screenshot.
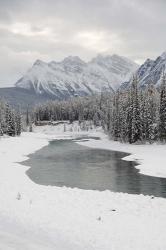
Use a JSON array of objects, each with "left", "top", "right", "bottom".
[
  {"left": 0, "top": 101, "right": 22, "bottom": 136},
  {"left": 34, "top": 94, "right": 106, "bottom": 123},
  {"left": 34, "top": 75, "right": 166, "bottom": 144}
]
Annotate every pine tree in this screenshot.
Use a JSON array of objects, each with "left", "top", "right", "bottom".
[
  {"left": 5, "top": 104, "right": 16, "bottom": 136},
  {"left": 15, "top": 111, "right": 22, "bottom": 135},
  {"left": 126, "top": 88, "right": 133, "bottom": 143},
  {"left": 145, "top": 84, "right": 157, "bottom": 142},
  {"left": 0, "top": 123, "right": 3, "bottom": 136},
  {"left": 130, "top": 76, "right": 141, "bottom": 143},
  {"left": 112, "top": 91, "right": 120, "bottom": 140},
  {"left": 0, "top": 107, "right": 3, "bottom": 136},
  {"left": 159, "top": 74, "right": 166, "bottom": 142},
  {"left": 26, "top": 106, "right": 30, "bottom": 126},
  {"left": 0, "top": 101, "right": 22, "bottom": 137},
  {"left": 139, "top": 89, "right": 147, "bottom": 141}
]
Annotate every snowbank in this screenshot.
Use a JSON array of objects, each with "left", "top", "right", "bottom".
[
  {"left": 35, "top": 122, "right": 166, "bottom": 178},
  {"left": 0, "top": 124, "right": 166, "bottom": 250},
  {"left": 76, "top": 131, "right": 166, "bottom": 178}
]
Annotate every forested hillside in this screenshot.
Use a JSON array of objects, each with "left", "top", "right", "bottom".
[{"left": 34, "top": 75, "right": 166, "bottom": 144}]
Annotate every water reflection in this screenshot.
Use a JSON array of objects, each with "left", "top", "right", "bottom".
[{"left": 21, "top": 139, "right": 166, "bottom": 198}]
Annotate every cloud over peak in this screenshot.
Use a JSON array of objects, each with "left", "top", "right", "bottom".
[{"left": 0, "top": 0, "right": 166, "bottom": 86}]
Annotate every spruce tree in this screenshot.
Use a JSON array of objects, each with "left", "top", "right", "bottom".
[
  {"left": 5, "top": 104, "right": 16, "bottom": 136},
  {"left": 130, "top": 76, "right": 141, "bottom": 143},
  {"left": 159, "top": 74, "right": 166, "bottom": 142},
  {"left": 15, "top": 112, "right": 22, "bottom": 135}
]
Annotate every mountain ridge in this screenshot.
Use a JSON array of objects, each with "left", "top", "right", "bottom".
[
  {"left": 15, "top": 54, "right": 138, "bottom": 98},
  {"left": 1, "top": 51, "right": 166, "bottom": 109},
  {"left": 123, "top": 51, "right": 166, "bottom": 88}
]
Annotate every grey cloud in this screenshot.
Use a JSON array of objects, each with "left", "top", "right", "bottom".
[{"left": 0, "top": 0, "right": 166, "bottom": 85}]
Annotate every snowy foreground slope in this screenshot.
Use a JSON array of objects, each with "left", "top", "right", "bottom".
[
  {"left": 15, "top": 55, "right": 138, "bottom": 98},
  {"left": 0, "top": 124, "right": 166, "bottom": 250}
]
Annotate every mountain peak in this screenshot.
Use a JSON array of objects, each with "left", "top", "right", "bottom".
[
  {"left": 111, "top": 54, "right": 121, "bottom": 59},
  {"left": 33, "top": 59, "right": 47, "bottom": 67},
  {"left": 91, "top": 54, "right": 138, "bottom": 66},
  {"left": 62, "top": 56, "right": 85, "bottom": 65},
  {"left": 161, "top": 51, "right": 166, "bottom": 59},
  {"left": 143, "top": 58, "right": 154, "bottom": 66},
  {"left": 126, "top": 51, "right": 166, "bottom": 88},
  {"left": 91, "top": 54, "right": 110, "bottom": 62},
  {"left": 16, "top": 54, "right": 137, "bottom": 98}
]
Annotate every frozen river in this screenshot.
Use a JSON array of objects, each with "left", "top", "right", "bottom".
[{"left": 21, "top": 137, "right": 166, "bottom": 198}]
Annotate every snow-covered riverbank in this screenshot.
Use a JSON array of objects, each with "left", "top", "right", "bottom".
[
  {"left": 76, "top": 132, "right": 166, "bottom": 178},
  {"left": 36, "top": 123, "right": 166, "bottom": 178},
  {"left": 0, "top": 124, "right": 166, "bottom": 250}
]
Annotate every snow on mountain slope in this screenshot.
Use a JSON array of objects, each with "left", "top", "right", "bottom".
[
  {"left": 15, "top": 55, "right": 138, "bottom": 99},
  {"left": 124, "top": 51, "right": 166, "bottom": 88}
]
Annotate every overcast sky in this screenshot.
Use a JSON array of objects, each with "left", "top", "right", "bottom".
[{"left": 0, "top": 0, "right": 166, "bottom": 87}]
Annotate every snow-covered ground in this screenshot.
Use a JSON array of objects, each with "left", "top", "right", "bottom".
[{"left": 0, "top": 123, "right": 166, "bottom": 250}]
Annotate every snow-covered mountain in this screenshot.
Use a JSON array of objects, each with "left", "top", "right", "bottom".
[
  {"left": 15, "top": 55, "right": 138, "bottom": 99},
  {"left": 124, "top": 51, "right": 166, "bottom": 88}
]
